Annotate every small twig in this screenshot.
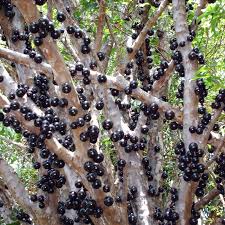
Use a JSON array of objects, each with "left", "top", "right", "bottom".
[
  {"left": 205, "top": 136, "right": 225, "bottom": 169},
  {"left": 154, "top": 48, "right": 170, "bottom": 62},
  {"left": 105, "top": 15, "right": 118, "bottom": 48},
  {"left": 219, "top": 194, "right": 225, "bottom": 209},
  {"left": 208, "top": 134, "right": 225, "bottom": 150},
  {"left": 47, "top": 0, "right": 53, "bottom": 19},
  {"left": 0, "top": 135, "right": 26, "bottom": 149},
  {"left": 61, "top": 36, "right": 80, "bottom": 62},
  {"left": 201, "top": 105, "right": 224, "bottom": 147},
  {"left": 191, "top": 0, "right": 208, "bottom": 31}
]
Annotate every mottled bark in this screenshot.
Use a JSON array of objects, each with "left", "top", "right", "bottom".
[{"left": 172, "top": 0, "right": 199, "bottom": 224}]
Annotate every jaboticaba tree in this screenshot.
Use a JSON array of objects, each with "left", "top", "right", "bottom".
[{"left": 0, "top": 0, "right": 224, "bottom": 225}]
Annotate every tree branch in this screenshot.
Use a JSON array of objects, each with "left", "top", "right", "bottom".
[
  {"left": 195, "top": 188, "right": 220, "bottom": 211},
  {"left": 0, "top": 47, "right": 53, "bottom": 75},
  {"left": 12, "top": 0, "right": 81, "bottom": 110},
  {"left": 61, "top": 36, "right": 80, "bottom": 61},
  {"left": 89, "top": 71, "right": 183, "bottom": 123},
  {"left": 0, "top": 181, "right": 13, "bottom": 224},
  {"left": 53, "top": 0, "right": 87, "bottom": 63},
  {"left": 201, "top": 105, "right": 224, "bottom": 147},
  {"left": 127, "top": 0, "right": 168, "bottom": 61},
  {"left": 0, "top": 63, "right": 43, "bottom": 117},
  {"left": 0, "top": 63, "right": 17, "bottom": 95},
  {"left": 0, "top": 91, "right": 126, "bottom": 225},
  {"left": 172, "top": 0, "right": 199, "bottom": 224},
  {"left": 0, "top": 46, "right": 183, "bottom": 124},
  {"left": 7, "top": 3, "right": 100, "bottom": 192},
  {"left": 191, "top": 0, "right": 208, "bottom": 31},
  {"left": 105, "top": 16, "right": 118, "bottom": 48},
  {"left": 95, "top": 0, "right": 106, "bottom": 52},
  {"left": 152, "top": 61, "right": 174, "bottom": 95},
  {"left": 152, "top": 0, "right": 208, "bottom": 96},
  {"left": 0, "top": 135, "right": 26, "bottom": 149},
  {"left": 208, "top": 134, "right": 225, "bottom": 151},
  {"left": 101, "top": 40, "right": 113, "bottom": 73},
  {"left": 0, "top": 9, "right": 35, "bottom": 84},
  {"left": 206, "top": 135, "right": 225, "bottom": 169},
  {"left": 0, "top": 157, "right": 52, "bottom": 224},
  {"left": 53, "top": 0, "right": 104, "bottom": 72}
]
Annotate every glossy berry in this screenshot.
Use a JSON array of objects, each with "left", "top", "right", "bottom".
[
  {"left": 34, "top": 54, "right": 42, "bottom": 64},
  {"left": 35, "top": 0, "right": 47, "bottom": 5},
  {"left": 130, "top": 80, "right": 138, "bottom": 89},
  {"left": 189, "top": 142, "right": 198, "bottom": 152},
  {"left": 92, "top": 179, "right": 102, "bottom": 189},
  {"left": 62, "top": 83, "right": 72, "bottom": 94},
  {"left": 97, "top": 52, "right": 105, "bottom": 61},
  {"left": 51, "top": 30, "right": 61, "bottom": 39},
  {"left": 34, "top": 37, "right": 43, "bottom": 46},
  {"left": 67, "top": 26, "right": 75, "bottom": 34},
  {"left": 103, "top": 185, "right": 110, "bottom": 193},
  {"left": 104, "top": 196, "right": 114, "bottom": 206},
  {"left": 30, "top": 194, "right": 37, "bottom": 202},
  {"left": 87, "top": 148, "right": 97, "bottom": 159},
  {"left": 57, "top": 12, "right": 66, "bottom": 22},
  {"left": 95, "top": 100, "right": 104, "bottom": 110},
  {"left": 75, "top": 181, "right": 83, "bottom": 188},
  {"left": 117, "top": 159, "right": 126, "bottom": 167},
  {"left": 68, "top": 107, "right": 78, "bottom": 116},
  {"left": 97, "top": 74, "right": 107, "bottom": 83},
  {"left": 128, "top": 213, "right": 137, "bottom": 224},
  {"left": 102, "top": 119, "right": 113, "bottom": 130},
  {"left": 165, "top": 110, "right": 175, "bottom": 120},
  {"left": 141, "top": 125, "right": 149, "bottom": 134}
]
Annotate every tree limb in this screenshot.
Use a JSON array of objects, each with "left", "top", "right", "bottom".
[
  {"left": 201, "top": 105, "right": 224, "bottom": 147},
  {"left": 172, "top": 0, "right": 199, "bottom": 224},
  {"left": 195, "top": 188, "right": 220, "bottom": 211},
  {"left": 0, "top": 47, "right": 53, "bottom": 75},
  {"left": 0, "top": 157, "right": 53, "bottom": 224},
  {"left": 0, "top": 91, "right": 126, "bottom": 225},
  {"left": 89, "top": 71, "right": 183, "bottom": 123},
  {"left": 0, "top": 46, "right": 183, "bottom": 124},
  {"left": 206, "top": 135, "right": 225, "bottom": 169},
  {"left": 0, "top": 135, "right": 26, "bottom": 149},
  {"left": 53, "top": 0, "right": 104, "bottom": 72},
  {"left": 128, "top": 0, "right": 168, "bottom": 61},
  {"left": 152, "top": 0, "right": 208, "bottom": 96},
  {"left": 152, "top": 63, "right": 174, "bottom": 96},
  {"left": 95, "top": 0, "right": 106, "bottom": 52},
  {"left": 208, "top": 134, "right": 225, "bottom": 151},
  {"left": 0, "top": 9, "right": 36, "bottom": 84},
  {"left": 12, "top": 0, "right": 82, "bottom": 110},
  {"left": 191, "top": 0, "right": 208, "bottom": 31},
  {"left": 105, "top": 16, "right": 118, "bottom": 48}
]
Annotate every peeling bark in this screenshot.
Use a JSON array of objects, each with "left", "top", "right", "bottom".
[{"left": 172, "top": 0, "right": 199, "bottom": 224}]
